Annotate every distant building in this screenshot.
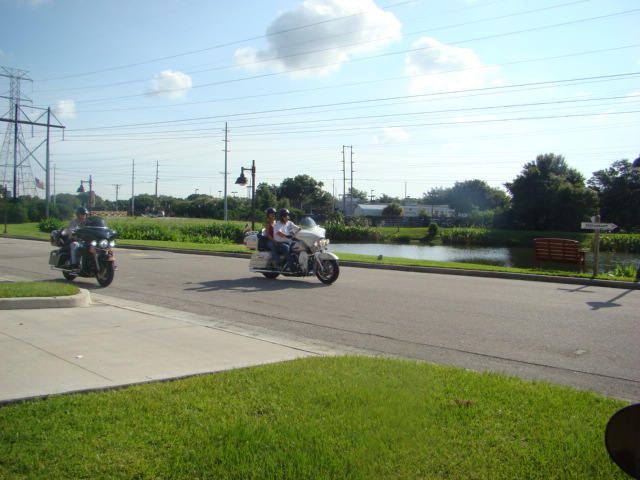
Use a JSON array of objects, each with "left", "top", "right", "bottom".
[{"left": 352, "top": 203, "right": 457, "bottom": 218}]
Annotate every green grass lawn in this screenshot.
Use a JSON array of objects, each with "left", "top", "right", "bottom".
[
  {"left": 0, "top": 281, "right": 78, "bottom": 298},
  {"left": 0, "top": 356, "right": 628, "bottom": 480}
]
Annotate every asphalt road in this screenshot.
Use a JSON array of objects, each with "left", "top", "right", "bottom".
[{"left": 1, "top": 236, "right": 638, "bottom": 401}]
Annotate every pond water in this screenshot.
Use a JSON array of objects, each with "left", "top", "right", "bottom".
[{"left": 331, "top": 243, "right": 639, "bottom": 273}]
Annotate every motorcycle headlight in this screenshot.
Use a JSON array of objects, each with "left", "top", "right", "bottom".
[
  {"left": 98, "top": 239, "right": 109, "bottom": 249},
  {"left": 110, "top": 240, "right": 116, "bottom": 248},
  {"left": 90, "top": 240, "right": 97, "bottom": 247}
]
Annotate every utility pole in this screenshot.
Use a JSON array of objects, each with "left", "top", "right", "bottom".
[
  {"left": 112, "top": 184, "right": 121, "bottom": 212},
  {"left": 154, "top": 161, "right": 159, "bottom": 210},
  {"left": 0, "top": 67, "right": 64, "bottom": 211},
  {"left": 342, "top": 145, "right": 353, "bottom": 215},
  {"left": 131, "top": 159, "right": 135, "bottom": 216},
  {"left": 222, "top": 122, "right": 229, "bottom": 221}
]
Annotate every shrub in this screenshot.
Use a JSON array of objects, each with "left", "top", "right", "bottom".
[
  {"left": 38, "top": 217, "right": 65, "bottom": 232},
  {"left": 598, "top": 234, "right": 640, "bottom": 253},
  {"left": 440, "top": 228, "right": 490, "bottom": 245},
  {"left": 421, "top": 223, "right": 439, "bottom": 242}
]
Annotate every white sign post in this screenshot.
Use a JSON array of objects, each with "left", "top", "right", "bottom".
[{"left": 581, "top": 216, "right": 617, "bottom": 276}]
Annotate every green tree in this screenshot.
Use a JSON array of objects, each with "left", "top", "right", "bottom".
[
  {"left": 588, "top": 159, "right": 640, "bottom": 232},
  {"left": 278, "top": 175, "right": 333, "bottom": 212},
  {"left": 423, "top": 187, "right": 448, "bottom": 205},
  {"left": 382, "top": 203, "right": 404, "bottom": 216},
  {"left": 443, "top": 179, "right": 510, "bottom": 214},
  {"left": 347, "top": 187, "right": 368, "bottom": 202},
  {"left": 505, "top": 153, "right": 598, "bottom": 231},
  {"left": 378, "top": 193, "right": 401, "bottom": 204},
  {"left": 255, "top": 183, "right": 277, "bottom": 213}
]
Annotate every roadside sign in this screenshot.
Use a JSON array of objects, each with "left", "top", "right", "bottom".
[{"left": 581, "top": 222, "right": 617, "bottom": 230}]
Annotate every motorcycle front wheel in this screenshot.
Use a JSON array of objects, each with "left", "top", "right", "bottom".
[
  {"left": 315, "top": 259, "right": 339, "bottom": 284},
  {"left": 96, "top": 261, "right": 115, "bottom": 287}
]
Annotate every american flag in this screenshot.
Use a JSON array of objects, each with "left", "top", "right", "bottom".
[{"left": 35, "top": 178, "right": 45, "bottom": 189}]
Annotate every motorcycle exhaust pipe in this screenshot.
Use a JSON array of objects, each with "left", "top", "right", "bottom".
[{"left": 50, "top": 266, "right": 75, "bottom": 272}]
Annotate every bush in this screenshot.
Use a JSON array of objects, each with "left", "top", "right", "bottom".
[
  {"left": 38, "top": 217, "right": 65, "bottom": 232},
  {"left": 421, "top": 223, "right": 439, "bottom": 242},
  {"left": 440, "top": 228, "right": 490, "bottom": 245},
  {"left": 598, "top": 234, "right": 640, "bottom": 253},
  {"left": 325, "top": 223, "right": 381, "bottom": 242},
  {"left": 393, "top": 235, "right": 411, "bottom": 244}
]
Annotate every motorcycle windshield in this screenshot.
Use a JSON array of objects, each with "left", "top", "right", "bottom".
[
  {"left": 85, "top": 216, "right": 108, "bottom": 228},
  {"left": 76, "top": 217, "right": 117, "bottom": 240},
  {"left": 299, "top": 217, "right": 317, "bottom": 229}
]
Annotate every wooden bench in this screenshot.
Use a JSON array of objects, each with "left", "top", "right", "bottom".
[{"left": 533, "top": 238, "right": 586, "bottom": 273}]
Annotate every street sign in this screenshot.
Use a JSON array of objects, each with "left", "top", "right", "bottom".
[{"left": 581, "top": 222, "right": 617, "bottom": 230}]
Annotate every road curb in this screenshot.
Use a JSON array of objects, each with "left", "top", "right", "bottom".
[{"left": 0, "top": 288, "right": 91, "bottom": 310}]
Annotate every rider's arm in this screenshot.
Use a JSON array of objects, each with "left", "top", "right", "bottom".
[{"left": 274, "top": 223, "right": 288, "bottom": 240}]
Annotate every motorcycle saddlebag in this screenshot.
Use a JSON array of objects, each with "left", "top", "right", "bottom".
[
  {"left": 249, "top": 252, "right": 273, "bottom": 269},
  {"left": 49, "top": 249, "right": 62, "bottom": 266}
]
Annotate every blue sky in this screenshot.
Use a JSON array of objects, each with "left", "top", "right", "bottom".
[{"left": 1, "top": 0, "right": 639, "bottom": 202}]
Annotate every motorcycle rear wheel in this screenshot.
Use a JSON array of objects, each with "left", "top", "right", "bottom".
[
  {"left": 62, "top": 271, "right": 77, "bottom": 281},
  {"left": 316, "top": 259, "right": 339, "bottom": 284},
  {"left": 96, "top": 261, "right": 115, "bottom": 287},
  {"left": 262, "top": 272, "right": 280, "bottom": 279}
]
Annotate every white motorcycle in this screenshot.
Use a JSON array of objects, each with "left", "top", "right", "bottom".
[{"left": 244, "top": 217, "right": 340, "bottom": 284}]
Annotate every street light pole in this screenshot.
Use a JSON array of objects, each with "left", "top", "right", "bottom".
[
  {"left": 77, "top": 175, "right": 93, "bottom": 211},
  {"left": 235, "top": 159, "right": 256, "bottom": 231}
]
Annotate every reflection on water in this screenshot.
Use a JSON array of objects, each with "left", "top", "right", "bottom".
[{"left": 331, "top": 243, "right": 639, "bottom": 272}]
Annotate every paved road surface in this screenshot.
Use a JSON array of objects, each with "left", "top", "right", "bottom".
[{"left": 1, "top": 237, "right": 638, "bottom": 401}]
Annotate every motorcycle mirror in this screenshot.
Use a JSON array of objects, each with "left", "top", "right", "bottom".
[{"left": 605, "top": 403, "right": 640, "bottom": 478}]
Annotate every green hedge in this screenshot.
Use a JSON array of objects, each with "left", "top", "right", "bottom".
[{"left": 106, "top": 220, "right": 244, "bottom": 245}]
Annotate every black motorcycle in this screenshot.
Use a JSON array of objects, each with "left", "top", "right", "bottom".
[{"left": 49, "top": 217, "right": 118, "bottom": 287}]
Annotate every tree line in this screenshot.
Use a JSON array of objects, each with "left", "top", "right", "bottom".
[{"left": 3, "top": 153, "right": 639, "bottom": 233}]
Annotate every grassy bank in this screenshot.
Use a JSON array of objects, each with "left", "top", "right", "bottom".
[{"left": 0, "top": 356, "right": 628, "bottom": 480}]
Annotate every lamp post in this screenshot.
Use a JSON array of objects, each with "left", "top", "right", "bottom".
[
  {"left": 77, "top": 175, "right": 93, "bottom": 211},
  {"left": 235, "top": 159, "right": 256, "bottom": 231}
]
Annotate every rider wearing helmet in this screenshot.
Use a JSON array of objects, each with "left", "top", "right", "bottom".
[
  {"left": 264, "top": 207, "right": 281, "bottom": 268},
  {"left": 67, "top": 206, "right": 89, "bottom": 270},
  {"left": 274, "top": 208, "right": 301, "bottom": 271}
]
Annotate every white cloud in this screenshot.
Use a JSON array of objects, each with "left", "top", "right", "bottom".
[
  {"left": 375, "top": 126, "right": 409, "bottom": 144},
  {"left": 235, "top": 0, "right": 402, "bottom": 78},
  {"left": 148, "top": 70, "right": 192, "bottom": 99},
  {"left": 52, "top": 99, "right": 75, "bottom": 119},
  {"left": 406, "top": 37, "right": 497, "bottom": 94}
]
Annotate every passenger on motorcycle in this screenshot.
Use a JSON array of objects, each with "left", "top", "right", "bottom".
[
  {"left": 263, "top": 207, "right": 281, "bottom": 268},
  {"left": 274, "top": 208, "right": 301, "bottom": 271},
  {"left": 68, "top": 206, "right": 88, "bottom": 270}
]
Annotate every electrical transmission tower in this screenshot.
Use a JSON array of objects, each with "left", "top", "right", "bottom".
[{"left": 0, "top": 66, "right": 34, "bottom": 197}]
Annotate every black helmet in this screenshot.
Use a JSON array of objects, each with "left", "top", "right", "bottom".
[
  {"left": 277, "top": 208, "right": 290, "bottom": 221},
  {"left": 76, "top": 207, "right": 89, "bottom": 215},
  {"left": 265, "top": 207, "right": 277, "bottom": 216}
]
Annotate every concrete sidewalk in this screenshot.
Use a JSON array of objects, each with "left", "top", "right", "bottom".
[{"left": 0, "top": 292, "right": 338, "bottom": 404}]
